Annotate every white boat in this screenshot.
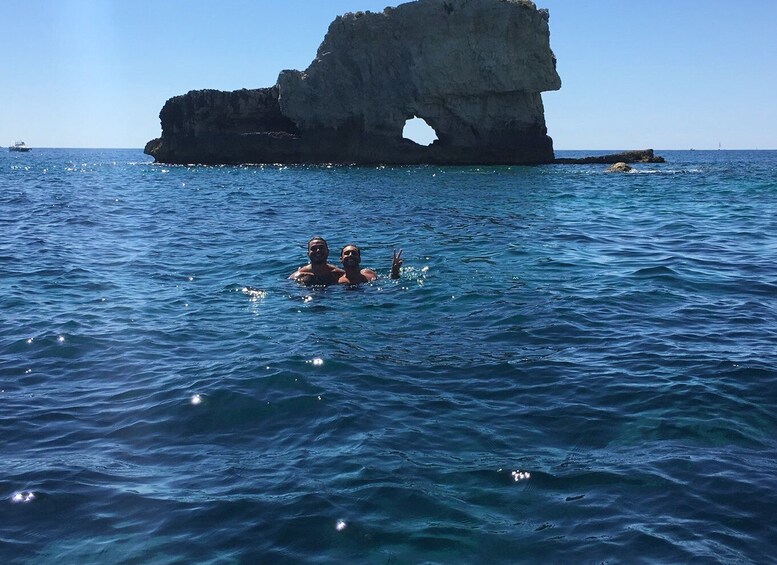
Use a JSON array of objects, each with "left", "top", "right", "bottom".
[{"left": 9, "top": 141, "right": 31, "bottom": 152}]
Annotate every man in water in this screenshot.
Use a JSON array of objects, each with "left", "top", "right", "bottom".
[
  {"left": 338, "top": 245, "right": 402, "bottom": 285},
  {"left": 289, "top": 236, "right": 344, "bottom": 285}
]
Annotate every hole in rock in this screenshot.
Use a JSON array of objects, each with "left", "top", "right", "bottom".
[{"left": 402, "top": 116, "right": 438, "bottom": 146}]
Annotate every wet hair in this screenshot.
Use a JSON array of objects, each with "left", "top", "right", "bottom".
[
  {"left": 308, "top": 236, "right": 328, "bottom": 250},
  {"left": 340, "top": 244, "right": 360, "bottom": 256}
]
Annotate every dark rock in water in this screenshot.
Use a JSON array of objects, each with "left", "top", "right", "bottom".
[
  {"left": 555, "top": 149, "right": 665, "bottom": 165},
  {"left": 145, "top": 0, "right": 562, "bottom": 165}
]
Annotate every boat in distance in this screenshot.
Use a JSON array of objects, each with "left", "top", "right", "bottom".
[{"left": 9, "top": 141, "right": 31, "bottom": 152}]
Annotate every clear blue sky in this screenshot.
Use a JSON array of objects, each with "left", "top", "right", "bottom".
[{"left": 2, "top": 0, "right": 775, "bottom": 150}]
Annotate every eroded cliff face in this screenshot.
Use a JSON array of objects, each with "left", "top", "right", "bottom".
[
  {"left": 144, "top": 87, "right": 302, "bottom": 164},
  {"left": 157, "top": 87, "right": 297, "bottom": 137},
  {"left": 146, "top": 0, "right": 561, "bottom": 165}
]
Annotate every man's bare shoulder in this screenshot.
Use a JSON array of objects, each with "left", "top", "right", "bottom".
[
  {"left": 360, "top": 268, "right": 377, "bottom": 281},
  {"left": 289, "top": 265, "right": 311, "bottom": 279},
  {"left": 291, "top": 264, "right": 344, "bottom": 285},
  {"left": 290, "top": 264, "right": 343, "bottom": 277}
]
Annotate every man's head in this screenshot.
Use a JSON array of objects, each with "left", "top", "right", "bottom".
[
  {"left": 340, "top": 244, "right": 361, "bottom": 268},
  {"left": 307, "top": 237, "right": 329, "bottom": 265}
]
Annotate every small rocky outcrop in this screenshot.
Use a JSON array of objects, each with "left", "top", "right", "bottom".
[
  {"left": 145, "top": 0, "right": 562, "bottom": 165},
  {"left": 606, "top": 162, "right": 633, "bottom": 172}
]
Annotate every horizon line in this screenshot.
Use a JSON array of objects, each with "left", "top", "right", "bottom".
[{"left": 10, "top": 146, "right": 777, "bottom": 152}]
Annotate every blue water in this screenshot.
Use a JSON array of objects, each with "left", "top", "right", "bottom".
[{"left": 2, "top": 148, "right": 776, "bottom": 563}]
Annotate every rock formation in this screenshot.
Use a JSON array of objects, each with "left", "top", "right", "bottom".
[
  {"left": 606, "top": 162, "right": 633, "bottom": 173},
  {"left": 145, "top": 0, "right": 562, "bottom": 165},
  {"left": 554, "top": 149, "right": 665, "bottom": 165}
]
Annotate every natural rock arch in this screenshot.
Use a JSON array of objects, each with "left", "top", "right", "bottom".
[{"left": 145, "top": 0, "right": 561, "bottom": 165}]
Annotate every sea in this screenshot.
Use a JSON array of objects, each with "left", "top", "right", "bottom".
[{"left": 1, "top": 148, "right": 776, "bottom": 564}]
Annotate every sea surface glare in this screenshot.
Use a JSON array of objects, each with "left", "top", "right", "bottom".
[{"left": 1, "top": 149, "right": 776, "bottom": 563}]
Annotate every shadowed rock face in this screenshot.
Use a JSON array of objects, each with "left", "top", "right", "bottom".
[{"left": 145, "top": 0, "right": 562, "bottom": 165}]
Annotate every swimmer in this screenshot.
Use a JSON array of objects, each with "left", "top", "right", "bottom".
[
  {"left": 289, "top": 237, "right": 344, "bottom": 286},
  {"left": 338, "top": 245, "right": 403, "bottom": 285}
]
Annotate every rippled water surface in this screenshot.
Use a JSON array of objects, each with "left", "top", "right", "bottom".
[{"left": 2, "top": 149, "right": 776, "bottom": 563}]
